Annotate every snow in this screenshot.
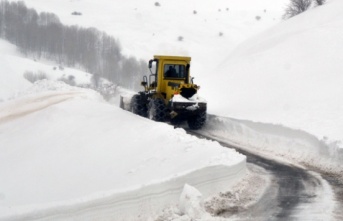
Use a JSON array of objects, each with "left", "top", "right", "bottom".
[
  {"left": 202, "top": 0, "right": 343, "bottom": 148},
  {"left": 1, "top": 0, "right": 343, "bottom": 220},
  {"left": 0, "top": 40, "right": 31, "bottom": 101},
  {"left": 13, "top": 0, "right": 341, "bottom": 147},
  {"left": 0, "top": 80, "right": 246, "bottom": 220},
  {"left": 178, "top": 184, "right": 206, "bottom": 219},
  {"left": 172, "top": 94, "right": 206, "bottom": 103},
  {"left": 200, "top": 114, "right": 343, "bottom": 174},
  {"left": 15, "top": 0, "right": 286, "bottom": 60},
  {"left": 0, "top": 39, "right": 94, "bottom": 102}
]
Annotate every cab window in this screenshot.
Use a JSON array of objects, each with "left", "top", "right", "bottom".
[{"left": 164, "top": 64, "right": 186, "bottom": 78}]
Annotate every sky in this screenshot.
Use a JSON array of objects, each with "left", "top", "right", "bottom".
[{"left": 1, "top": 0, "right": 342, "bottom": 220}]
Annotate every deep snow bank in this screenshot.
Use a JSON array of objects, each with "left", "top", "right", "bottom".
[
  {"left": 200, "top": 115, "right": 343, "bottom": 175},
  {"left": 0, "top": 81, "right": 245, "bottom": 220},
  {"left": 203, "top": 0, "right": 343, "bottom": 147}
]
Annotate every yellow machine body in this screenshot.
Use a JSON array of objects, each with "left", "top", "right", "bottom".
[
  {"left": 144, "top": 55, "right": 199, "bottom": 103},
  {"left": 131, "top": 55, "right": 206, "bottom": 129}
]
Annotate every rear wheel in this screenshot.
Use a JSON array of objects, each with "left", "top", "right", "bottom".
[
  {"left": 148, "top": 98, "right": 167, "bottom": 122},
  {"left": 187, "top": 111, "right": 206, "bottom": 130},
  {"left": 131, "top": 94, "right": 147, "bottom": 117}
]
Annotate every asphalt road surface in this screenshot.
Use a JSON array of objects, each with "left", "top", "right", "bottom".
[{"left": 189, "top": 131, "right": 343, "bottom": 221}]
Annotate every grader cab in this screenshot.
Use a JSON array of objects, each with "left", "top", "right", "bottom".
[{"left": 130, "top": 55, "right": 206, "bottom": 130}]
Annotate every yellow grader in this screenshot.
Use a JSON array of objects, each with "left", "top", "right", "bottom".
[{"left": 124, "top": 55, "right": 206, "bottom": 129}]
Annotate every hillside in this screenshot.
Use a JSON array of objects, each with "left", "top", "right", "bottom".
[
  {"left": 1, "top": 0, "right": 342, "bottom": 220},
  {"left": 0, "top": 80, "right": 245, "bottom": 220},
  {"left": 12, "top": 0, "right": 287, "bottom": 70},
  {"left": 204, "top": 0, "right": 343, "bottom": 146},
  {"left": 12, "top": 0, "right": 342, "bottom": 146}
]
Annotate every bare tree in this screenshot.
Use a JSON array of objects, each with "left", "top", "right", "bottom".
[
  {"left": 314, "top": 0, "right": 326, "bottom": 6},
  {"left": 91, "top": 73, "right": 101, "bottom": 88},
  {"left": 283, "top": 0, "right": 312, "bottom": 19}
]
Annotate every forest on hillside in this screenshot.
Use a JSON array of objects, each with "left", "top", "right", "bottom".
[{"left": 0, "top": 0, "right": 148, "bottom": 90}]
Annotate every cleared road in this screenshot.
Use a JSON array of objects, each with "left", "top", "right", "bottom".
[{"left": 189, "top": 131, "right": 342, "bottom": 221}]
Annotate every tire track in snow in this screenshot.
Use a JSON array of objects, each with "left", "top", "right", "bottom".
[
  {"left": 308, "top": 167, "right": 343, "bottom": 221},
  {"left": 0, "top": 92, "right": 83, "bottom": 124}
]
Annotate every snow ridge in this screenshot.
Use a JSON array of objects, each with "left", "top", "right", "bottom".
[
  {"left": 0, "top": 165, "right": 245, "bottom": 221},
  {"left": 0, "top": 80, "right": 246, "bottom": 221},
  {"left": 201, "top": 115, "right": 343, "bottom": 174}
]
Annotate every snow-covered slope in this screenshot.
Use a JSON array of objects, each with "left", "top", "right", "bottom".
[
  {"left": 0, "top": 39, "right": 31, "bottom": 101},
  {"left": 0, "top": 0, "right": 283, "bottom": 217},
  {"left": 13, "top": 0, "right": 341, "bottom": 146},
  {"left": 0, "top": 80, "right": 245, "bottom": 220},
  {"left": 204, "top": 0, "right": 343, "bottom": 147},
  {"left": 12, "top": 0, "right": 287, "bottom": 74},
  {"left": 1, "top": 0, "right": 342, "bottom": 220},
  {"left": 0, "top": 39, "right": 93, "bottom": 102},
  {"left": 0, "top": 39, "right": 247, "bottom": 220}
]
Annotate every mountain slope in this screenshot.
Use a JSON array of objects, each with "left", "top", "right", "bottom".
[
  {"left": 12, "top": 0, "right": 287, "bottom": 69},
  {"left": 204, "top": 0, "right": 343, "bottom": 145},
  {"left": 0, "top": 0, "right": 342, "bottom": 220}
]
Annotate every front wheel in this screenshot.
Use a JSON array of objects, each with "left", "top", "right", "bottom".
[
  {"left": 148, "top": 98, "right": 167, "bottom": 122},
  {"left": 187, "top": 111, "right": 206, "bottom": 130}
]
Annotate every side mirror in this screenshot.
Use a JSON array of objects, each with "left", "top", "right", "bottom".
[
  {"left": 141, "top": 81, "right": 147, "bottom": 87},
  {"left": 148, "top": 60, "right": 153, "bottom": 69}
]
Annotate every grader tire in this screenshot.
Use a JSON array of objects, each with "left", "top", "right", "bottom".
[
  {"left": 187, "top": 111, "right": 206, "bottom": 130},
  {"left": 131, "top": 94, "right": 147, "bottom": 117},
  {"left": 148, "top": 98, "right": 167, "bottom": 122}
]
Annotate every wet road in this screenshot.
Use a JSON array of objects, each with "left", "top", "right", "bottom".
[
  {"left": 223, "top": 147, "right": 323, "bottom": 220},
  {"left": 188, "top": 131, "right": 342, "bottom": 221}
]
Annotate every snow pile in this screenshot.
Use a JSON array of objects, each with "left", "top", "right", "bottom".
[
  {"left": 201, "top": 115, "right": 343, "bottom": 174},
  {"left": 204, "top": 164, "right": 270, "bottom": 218},
  {"left": 179, "top": 184, "right": 205, "bottom": 218},
  {"left": 155, "top": 184, "right": 223, "bottom": 221},
  {"left": 172, "top": 94, "right": 206, "bottom": 103},
  {"left": 155, "top": 165, "right": 271, "bottom": 221},
  {"left": 0, "top": 80, "right": 246, "bottom": 221}
]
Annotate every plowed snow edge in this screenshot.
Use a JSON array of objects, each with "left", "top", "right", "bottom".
[{"left": 0, "top": 164, "right": 245, "bottom": 221}]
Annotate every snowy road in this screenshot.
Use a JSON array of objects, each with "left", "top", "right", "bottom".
[{"left": 189, "top": 131, "right": 343, "bottom": 221}]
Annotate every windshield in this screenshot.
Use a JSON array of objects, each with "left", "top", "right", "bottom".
[{"left": 164, "top": 64, "right": 186, "bottom": 78}]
